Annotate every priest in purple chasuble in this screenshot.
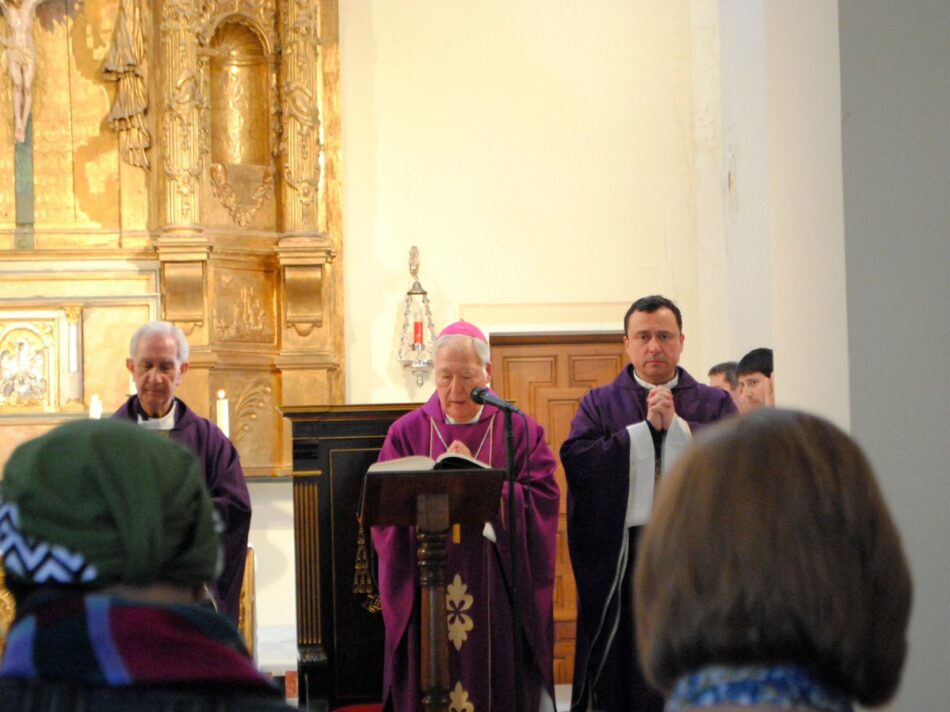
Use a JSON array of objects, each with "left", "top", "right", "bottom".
[
  {"left": 372, "top": 321, "right": 560, "bottom": 712},
  {"left": 113, "top": 321, "right": 252, "bottom": 625},
  {"left": 560, "top": 296, "right": 737, "bottom": 712}
]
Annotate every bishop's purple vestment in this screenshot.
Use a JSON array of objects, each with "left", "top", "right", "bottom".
[
  {"left": 371, "top": 392, "right": 559, "bottom": 712},
  {"left": 114, "top": 396, "right": 251, "bottom": 623},
  {"left": 560, "top": 365, "right": 736, "bottom": 712}
]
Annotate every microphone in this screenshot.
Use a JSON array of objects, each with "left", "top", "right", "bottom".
[{"left": 471, "top": 386, "right": 522, "bottom": 414}]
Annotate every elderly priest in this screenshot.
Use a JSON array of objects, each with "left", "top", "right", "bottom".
[
  {"left": 372, "top": 320, "right": 560, "bottom": 712},
  {"left": 114, "top": 321, "right": 251, "bottom": 624}
]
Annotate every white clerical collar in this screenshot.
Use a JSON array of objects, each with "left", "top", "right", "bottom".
[
  {"left": 137, "top": 401, "right": 177, "bottom": 430},
  {"left": 445, "top": 404, "right": 485, "bottom": 425},
  {"left": 633, "top": 369, "right": 679, "bottom": 390}
]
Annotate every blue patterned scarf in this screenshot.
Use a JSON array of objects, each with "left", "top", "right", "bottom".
[{"left": 666, "top": 665, "right": 855, "bottom": 712}]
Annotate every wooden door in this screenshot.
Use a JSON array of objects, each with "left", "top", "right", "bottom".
[{"left": 490, "top": 333, "right": 626, "bottom": 684}]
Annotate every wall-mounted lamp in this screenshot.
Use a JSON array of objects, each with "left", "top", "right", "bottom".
[{"left": 397, "top": 246, "right": 437, "bottom": 386}]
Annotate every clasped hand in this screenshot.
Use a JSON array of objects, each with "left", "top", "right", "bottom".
[
  {"left": 646, "top": 387, "right": 675, "bottom": 431},
  {"left": 445, "top": 440, "right": 472, "bottom": 457}
]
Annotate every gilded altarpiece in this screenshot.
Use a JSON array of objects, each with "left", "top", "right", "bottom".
[{"left": 0, "top": 0, "right": 344, "bottom": 478}]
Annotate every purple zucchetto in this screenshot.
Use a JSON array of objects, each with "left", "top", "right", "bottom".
[{"left": 437, "top": 320, "right": 487, "bottom": 344}]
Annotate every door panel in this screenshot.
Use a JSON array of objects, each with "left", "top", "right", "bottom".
[{"left": 490, "top": 334, "right": 625, "bottom": 685}]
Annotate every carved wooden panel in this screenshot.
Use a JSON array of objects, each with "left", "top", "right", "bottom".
[{"left": 490, "top": 333, "right": 626, "bottom": 685}]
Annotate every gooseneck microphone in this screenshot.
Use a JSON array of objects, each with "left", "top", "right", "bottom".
[{"left": 470, "top": 386, "right": 522, "bottom": 414}]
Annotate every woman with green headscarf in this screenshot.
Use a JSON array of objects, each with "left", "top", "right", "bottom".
[{"left": 0, "top": 420, "right": 291, "bottom": 711}]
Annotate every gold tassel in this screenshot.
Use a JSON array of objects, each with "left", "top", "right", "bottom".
[{"left": 353, "top": 513, "right": 381, "bottom": 613}]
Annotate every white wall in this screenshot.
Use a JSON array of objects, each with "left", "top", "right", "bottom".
[
  {"left": 340, "top": 0, "right": 726, "bottom": 404},
  {"left": 839, "top": 2, "right": 950, "bottom": 709},
  {"left": 763, "top": 1, "right": 851, "bottom": 429},
  {"left": 247, "top": 481, "right": 296, "bottom": 633},
  {"left": 715, "top": 1, "right": 851, "bottom": 429},
  {"left": 717, "top": 0, "right": 772, "bottom": 356}
]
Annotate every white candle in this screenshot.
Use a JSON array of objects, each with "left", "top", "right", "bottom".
[
  {"left": 88, "top": 394, "right": 102, "bottom": 419},
  {"left": 128, "top": 373, "right": 136, "bottom": 395},
  {"left": 216, "top": 390, "right": 230, "bottom": 437}
]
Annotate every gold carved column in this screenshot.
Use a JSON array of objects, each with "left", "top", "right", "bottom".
[
  {"left": 147, "top": 0, "right": 343, "bottom": 475},
  {"left": 275, "top": 0, "right": 344, "bottom": 423},
  {"left": 159, "top": 0, "right": 204, "bottom": 236},
  {"left": 155, "top": 0, "right": 212, "bottom": 414},
  {"left": 155, "top": 0, "right": 209, "bottom": 356}
]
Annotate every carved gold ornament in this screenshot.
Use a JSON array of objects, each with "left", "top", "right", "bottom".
[
  {"left": 446, "top": 573, "right": 474, "bottom": 652},
  {"left": 103, "top": 0, "right": 150, "bottom": 170},
  {"left": 233, "top": 378, "right": 272, "bottom": 446},
  {"left": 449, "top": 681, "right": 475, "bottom": 712},
  {"left": 207, "top": 20, "right": 277, "bottom": 226},
  {"left": 210, "top": 163, "right": 274, "bottom": 226},
  {"left": 0, "top": 326, "right": 52, "bottom": 410},
  {"left": 0, "top": 568, "right": 15, "bottom": 659},
  {"left": 213, "top": 270, "right": 275, "bottom": 343}
]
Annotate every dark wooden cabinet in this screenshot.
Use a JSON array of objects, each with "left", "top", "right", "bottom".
[{"left": 283, "top": 404, "right": 417, "bottom": 710}]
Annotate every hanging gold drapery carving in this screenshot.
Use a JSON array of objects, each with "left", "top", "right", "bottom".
[{"left": 103, "top": 0, "right": 150, "bottom": 170}]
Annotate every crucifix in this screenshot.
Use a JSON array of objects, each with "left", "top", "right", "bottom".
[{"left": 1, "top": 0, "right": 52, "bottom": 143}]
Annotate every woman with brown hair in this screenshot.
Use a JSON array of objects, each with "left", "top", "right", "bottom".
[{"left": 634, "top": 408, "right": 912, "bottom": 712}]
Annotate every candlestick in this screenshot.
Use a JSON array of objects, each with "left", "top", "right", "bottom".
[
  {"left": 88, "top": 394, "right": 102, "bottom": 419},
  {"left": 216, "top": 390, "right": 230, "bottom": 438}
]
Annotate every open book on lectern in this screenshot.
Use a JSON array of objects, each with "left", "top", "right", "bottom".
[{"left": 366, "top": 452, "right": 489, "bottom": 473}]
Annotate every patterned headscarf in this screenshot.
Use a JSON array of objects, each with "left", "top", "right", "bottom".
[{"left": 0, "top": 419, "right": 220, "bottom": 589}]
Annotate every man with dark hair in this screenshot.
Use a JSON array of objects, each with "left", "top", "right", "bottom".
[
  {"left": 561, "top": 295, "right": 737, "bottom": 712},
  {"left": 707, "top": 360, "right": 739, "bottom": 406},
  {"left": 736, "top": 347, "right": 775, "bottom": 412}
]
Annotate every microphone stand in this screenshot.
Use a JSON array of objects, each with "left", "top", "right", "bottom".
[{"left": 504, "top": 408, "right": 525, "bottom": 712}]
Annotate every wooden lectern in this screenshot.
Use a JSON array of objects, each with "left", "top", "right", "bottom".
[{"left": 363, "top": 467, "right": 505, "bottom": 712}]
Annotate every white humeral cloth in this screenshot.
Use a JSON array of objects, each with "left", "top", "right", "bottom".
[{"left": 624, "top": 371, "right": 692, "bottom": 527}]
